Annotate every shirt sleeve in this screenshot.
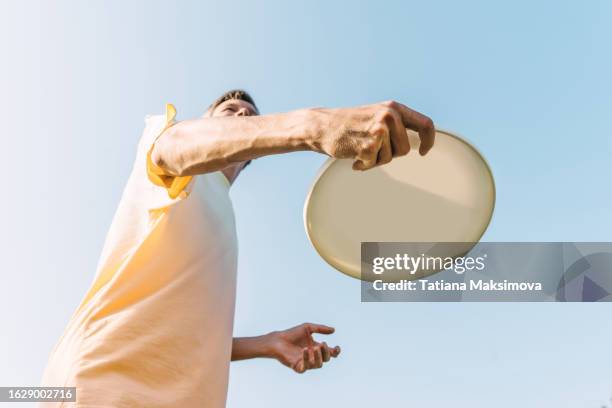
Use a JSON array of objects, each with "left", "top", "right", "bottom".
[{"left": 140, "top": 103, "right": 196, "bottom": 212}]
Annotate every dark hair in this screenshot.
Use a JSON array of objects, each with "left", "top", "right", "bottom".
[
  {"left": 208, "top": 89, "right": 258, "bottom": 170},
  {"left": 208, "top": 89, "right": 259, "bottom": 115}
]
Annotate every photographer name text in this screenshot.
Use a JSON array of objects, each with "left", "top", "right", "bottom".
[{"left": 372, "top": 279, "right": 543, "bottom": 292}]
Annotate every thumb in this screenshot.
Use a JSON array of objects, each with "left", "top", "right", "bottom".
[
  {"left": 352, "top": 159, "right": 365, "bottom": 171},
  {"left": 306, "top": 323, "right": 335, "bottom": 335}
]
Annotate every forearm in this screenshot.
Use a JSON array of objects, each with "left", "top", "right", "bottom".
[
  {"left": 231, "top": 333, "right": 277, "bottom": 362},
  {"left": 151, "top": 109, "right": 319, "bottom": 176}
]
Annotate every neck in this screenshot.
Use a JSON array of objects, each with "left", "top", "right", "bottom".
[{"left": 221, "top": 165, "right": 242, "bottom": 185}]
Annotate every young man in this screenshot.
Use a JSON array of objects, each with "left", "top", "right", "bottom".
[{"left": 40, "top": 90, "right": 435, "bottom": 407}]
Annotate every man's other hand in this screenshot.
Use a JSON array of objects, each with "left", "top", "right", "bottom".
[{"left": 267, "top": 323, "right": 341, "bottom": 374}]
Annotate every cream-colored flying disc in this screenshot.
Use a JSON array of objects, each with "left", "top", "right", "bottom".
[{"left": 303, "top": 129, "right": 495, "bottom": 281}]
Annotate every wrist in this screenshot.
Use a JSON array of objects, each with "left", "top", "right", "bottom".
[
  {"left": 293, "top": 108, "right": 325, "bottom": 154},
  {"left": 259, "top": 331, "right": 280, "bottom": 359}
]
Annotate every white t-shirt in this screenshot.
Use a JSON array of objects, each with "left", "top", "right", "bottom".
[{"left": 40, "top": 104, "right": 238, "bottom": 407}]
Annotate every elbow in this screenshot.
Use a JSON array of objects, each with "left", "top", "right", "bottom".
[
  {"left": 151, "top": 124, "right": 225, "bottom": 176},
  {"left": 151, "top": 136, "right": 187, "bottom": 177}
]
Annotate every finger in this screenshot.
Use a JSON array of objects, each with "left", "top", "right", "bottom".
[
  {"left": 307, "top": 346, "right": 316, "bottom": 368},
  {"left": 376, "top": 133, "right": 392, "bottom": 166},
  {"left": 385, "top": 109, "right": 410, "bottom": 157},
  {"left": 354, "top": 129, "right": 382, "bottom": 171},
  {"left": 302, "top": 348, "right": 310, "bottom": 371},
  {"left": 321, "top": 342, "right": 331, "bottom": 362},
  {"left": 294, "top": 357, "right": 306, "bottom": 374},
  {"left": 330, "top": 345, "right": 341, "bottom": 357},
  {"left": 314, "top": 346, "right": 323, "bottom": 368},
  {"left": 354, "top": 151, "right": 377, "bottom": 171},
  {"left": 395, "top": 103, "right": 435, "bottom": 155},
  {"left": 306, "top": 323, "right": 335, "bottom": 335}
]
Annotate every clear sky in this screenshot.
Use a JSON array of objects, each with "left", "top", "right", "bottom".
[{"left": 1, "top": 1, "right": 611, "bottom": 407}]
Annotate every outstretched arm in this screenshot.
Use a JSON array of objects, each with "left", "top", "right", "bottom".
[
  {"left": 232, "top": 323, "right": 341, "bottom": 373},
  {"left": 151, "top": 101, "right": 435, "bottom": 176}
]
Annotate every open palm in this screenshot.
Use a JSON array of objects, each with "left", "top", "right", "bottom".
[{"left": 270, "top": 323, "right": 341, "bottom": 373}]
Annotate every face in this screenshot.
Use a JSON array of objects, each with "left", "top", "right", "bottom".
[
  {"left": 208, "top": 98, "right": 258, "bottom": 182},
  {"left": 210, "top": 98, "right": 258, "bottom": 118}
]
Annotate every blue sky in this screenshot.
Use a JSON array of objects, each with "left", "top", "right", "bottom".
[{"left": 1, "top": 1, "right": 611, "bottom": 407}]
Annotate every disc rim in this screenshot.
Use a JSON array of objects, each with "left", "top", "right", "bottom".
[{"left": 303, "top": 129, "right": 497, "bottom": 280}]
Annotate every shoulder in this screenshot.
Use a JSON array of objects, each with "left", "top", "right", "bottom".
[
  {"left": 144, "top": 113, "right": 166, "bottom": 129},
  {"left": 137, "top": 114, "right": 166, "bottom": 151}
]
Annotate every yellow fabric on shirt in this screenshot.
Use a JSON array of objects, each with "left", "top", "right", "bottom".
[
  {"left": 145, "top": 103, "right": 193, "bottom": 200},
  {"left": 40, "top": 104, "right": 238, "bottom": 408}
]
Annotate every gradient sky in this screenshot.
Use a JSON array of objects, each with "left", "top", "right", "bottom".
[{"left": 1, "top": 1, "right": 611, "bottom": 407}]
